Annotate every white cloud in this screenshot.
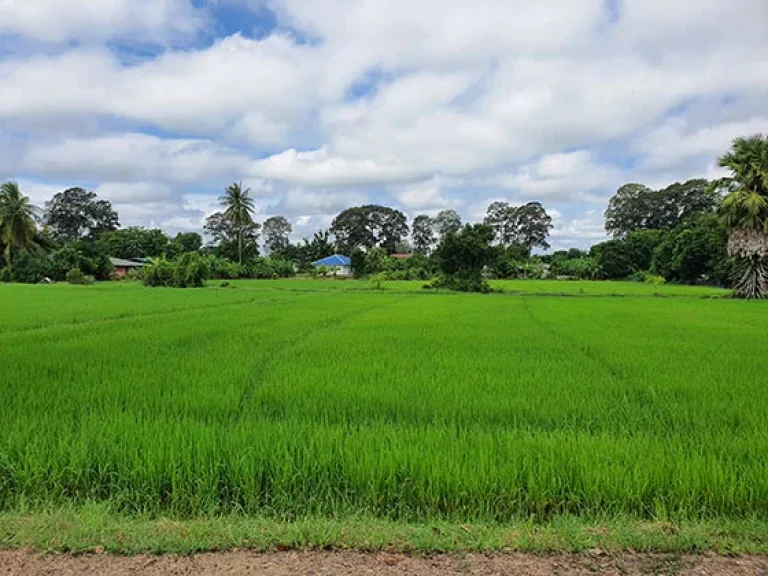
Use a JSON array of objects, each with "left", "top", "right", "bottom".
[
  {"left": 2, "top": 0, "right": 768, "bottom": 247},
  {"left": 0, "top": 0, "right": 205, "bottom": 44},
  {"left": 391, "top": 178, "right": 459, "bottom": 214},
  {"left": 23, "top": 133, "right": 252, "bottom": 185}
]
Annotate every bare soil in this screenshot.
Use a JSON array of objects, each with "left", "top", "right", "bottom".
[{"left": 1, "top": 550, "right": 766, "bottom": 575}]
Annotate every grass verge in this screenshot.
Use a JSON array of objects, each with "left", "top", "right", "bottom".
[{"left": 1, "top": 506, "right": 766, "bottom": 555}]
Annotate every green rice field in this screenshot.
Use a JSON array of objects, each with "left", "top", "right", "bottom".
[{"left": 1, "top": 280, "right": 766, "bottom": 531}]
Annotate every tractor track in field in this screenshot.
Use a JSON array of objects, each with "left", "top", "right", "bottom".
[
  {"left": 2, "top": 550, "right": 766, "bottom": 575},
  {"left": 521, "top": 296, "right": 629, "bottom": 382},
  {"left": 235, "top": 297, "right": 404, "bottom": 418},
  {"left": 0, "top": 296, "right": 279, "bottom": 337}
]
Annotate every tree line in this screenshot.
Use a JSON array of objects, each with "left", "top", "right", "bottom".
[{"left": 1, "top": 134, "right": 766, "bottom": 296}]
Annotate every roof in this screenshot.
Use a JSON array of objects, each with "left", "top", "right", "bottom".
[
  {"left": 312, "top": 254, "right": 351, "bottom": 267},
  {"left": 110, "top": 257, "right": 144, "bottom": 268},
  {"left": 390, "top": 253, "right": 413, "bottom": 259}
]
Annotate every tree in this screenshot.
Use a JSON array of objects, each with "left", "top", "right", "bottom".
[
  {"left": 484, "top": 201, "right": 517, "bottom": 245},
  {"left": 330, "top": 205, "right": 408, "bottom": 253},
  {"left": 511, "top": 202, "right": 553, "bottom": 250},
  {"left": 434, "top": 210, "right": 462, "bottom": 241},
  {"left": 96, "top": 227, "right": 169, "bottom": 260},
  {"left": 204, "top": 212, "right": 261, "bottom": 264},
  {"left": 44, "top": 187, "right": 119, "bottom": 242},
  {"left": 0, "top": 181, "right": 40, "bottom": 271},
  {"left": 172, "top": 232, "right": 203, "bottom": 254},
  {"left": 432, "top": 224, "right": 496, "bottom": 292},
  {"left": 605, "top": 180, "right": 718, "bottom": 238},
  {"left": 411, "top": 214, "right": 436, "bottom": 255},
  {"left": 218, "top": 182, "right": 257, "bottom": 264},
  {"left": 651, "top": 214, "right": 731, "bottom": 285},
  {"left": 716, "top": 134, "right": 768, "bottom": 298},
  {"left": 484, "top": 201, "right": 553, "bottom": 249},
  {"left": 262, "top": 216, "right": 292, "bottom": 255}
]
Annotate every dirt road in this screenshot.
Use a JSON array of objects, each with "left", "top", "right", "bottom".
[{"left": 1, "top": 550, "right": 767, "bottom": 575}]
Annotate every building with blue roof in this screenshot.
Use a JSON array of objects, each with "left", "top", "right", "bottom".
[{"left": 312, "top": 254, "right": 352, "bottom": 276}]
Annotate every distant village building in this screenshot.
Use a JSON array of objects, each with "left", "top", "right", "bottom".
[
  {"left": 110, "top": 258, "right": 144, "bottom": 278},
  {"left": 390, "top": 253, "right": 414, "bottom": 260},
  {"left": 312, "top": 254, "right": 352, "bottom": 277}
]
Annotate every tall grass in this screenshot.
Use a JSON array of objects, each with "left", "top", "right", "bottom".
[{"left": 0, "top": 283, "right": 765, "bottom": 523}]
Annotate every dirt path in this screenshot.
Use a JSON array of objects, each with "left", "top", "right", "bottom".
[{"left": 1, "top": 550, "right": 766, "bottom": 575}]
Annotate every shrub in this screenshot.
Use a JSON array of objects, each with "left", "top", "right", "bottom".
[
  {"left": 173, "top": 252, "right": 209, "bottom": 288},
  {"left": 141, "top": 258, "right": 176, "bottom": 287},
  {"left": 10, "top": 253, "right": 52, "bottom": 284},
  {"left": 66, "top": 267, "right": 95, "bottom": 285},
  {"left": 0, "top": 267, "right": 11, "bottom": 283}
]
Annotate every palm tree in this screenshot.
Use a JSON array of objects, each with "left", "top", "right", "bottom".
[
  {"left": 717, "top": 135, "right": 768, "bottom": 298},
  {"left": 0, "top": 181, "right": 40, "bottom": 271},
  {"left": 219, "top": 182, "right": 256, "bottom": 265}
]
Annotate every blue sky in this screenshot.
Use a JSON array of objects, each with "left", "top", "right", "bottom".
[{"left": 1, "top": 0, "right": 767, "bottom": 249}]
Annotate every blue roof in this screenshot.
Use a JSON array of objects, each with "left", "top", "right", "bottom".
[{"left": 312, "top": 254, "right": 351, "bottom": 267}]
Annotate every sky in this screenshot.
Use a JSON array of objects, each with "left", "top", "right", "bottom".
[{"left": 1, "top": 0, "right": 767, "bottom": 250}]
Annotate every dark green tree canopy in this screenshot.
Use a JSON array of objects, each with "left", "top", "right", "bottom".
[
  {"left": 483, "top": 201, "right": 553, "bottom": 249},
  {"left": 263, "top": 216, "right": 292, "bottom": 255},
  {"left": 411, "top": 214, "right": 436, "bottom": 255},
  {"left": 605, "top": 179, "right": 718, "bottom": 238},
  {"left": 204, "top": 212, "right": 261, "bottom": 264},
  {"left": 44, "top": 187, "right": 119, "bottom": 242},
  {"left": 434, "top": 224, "right": 495, "bottom": 281},
  {"left": 96, "top": 227, "right": 170, "bottom": 260},
  {"left": 172, "top": 232, "right": 203, "bottom": 254},
  {"left": 330, "top": 205, "right": 408, "bottom": 254}
]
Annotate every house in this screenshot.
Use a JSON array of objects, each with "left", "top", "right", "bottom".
[
  {"left": 312, "top": 254, "right": 352, "bottom": 277},
  {"left": 390, "top": 253, "right": 413, "bottom": 260},
  {"left": 110, "top": 258, "right": 144, "bottom": 278}
]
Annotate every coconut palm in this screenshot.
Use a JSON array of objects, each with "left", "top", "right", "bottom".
[
  {"left": 0, "top": 181, "right": 40, "bottom": 271},
  {"left": 717, "top": 135, "right": 768, "bottom": 298},
  {"left": 219, "top": 182, "right": 256, "bottom": 264}
]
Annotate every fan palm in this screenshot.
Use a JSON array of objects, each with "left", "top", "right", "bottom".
[
  {"left": 219, "top": 182, "right": 256, "bottom": 264},
  {"left": 717, "top": 135, "right": 768, "bottom": 298},
  {"left": 0, "top": 181, "right": 40, "bottom": 271}
]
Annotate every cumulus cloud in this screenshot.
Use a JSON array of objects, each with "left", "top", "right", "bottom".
[
  {"left": 0, "top": 0, "right": 205, "bottom": 44},
  {"left": 2, "top": 0, "right": 768, "bottom": 245}
]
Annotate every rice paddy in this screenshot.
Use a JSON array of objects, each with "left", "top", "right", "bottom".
[{"left": 1, "top": 280, "right": 766, "bottom": 528}]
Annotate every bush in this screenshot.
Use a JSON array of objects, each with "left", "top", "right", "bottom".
[
  {"left": 424, "top": 275, "right": 496, "bottom": 293},
  {"left": 0, "top": 267, "right": 11, "bottom": 283},
  {"left": 66, "top": 267, "right": 95, "bottom": 285},
  {"left": 173, "top": 252, "right": 209, "bottom": 288},
  {"left": 141, "top": 258, "right": 176, "bottom": 287},
  {"left": 10, "top": 253, "right": 52, "bottom": 284}
]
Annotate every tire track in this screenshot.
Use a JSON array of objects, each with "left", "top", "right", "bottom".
[{"left": 235, "top": 296, "right": 404, "bottom": 419}]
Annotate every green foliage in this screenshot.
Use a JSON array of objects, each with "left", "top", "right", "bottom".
[
  {"left": 0, "top": 267, "right": 11, "bottom": 283},
  {"left": 96, "top": 227, "right": 169, "bottom": 260},
  {"left": 50, "top": 241, "right": 112, "bottom": 281},
  {"left": 411, "top": 214, "right": 436, "bottom": 255},
  {"left": 644, "top": 274, "right": 665, "bottom": 295},
  {"left": 652, "top": 214, "right": 732, "bottom": 285},
  {"left": 43, "top": 187, "right": 119, "bottom": 242},
  {"left": 140, "top": 258, "right": 176, "bottom": 287},
  {"left": 331, "top": 205, "right": 408, "bottom": 253},
  {"left": 433, "top": 224, "right": 496, "bottom": 292},
  {"left": 550, "top": 257, "right": 601, "bottom": 280},
  {"left": 9, "top": 252, "right": 51, "bottom": 284},
  {"left": 0, "top": 181, "right": 41, "bottom": 268},
  {"left": 172, "top": 252, "right": 209, "bottom": 288},
  {"left": 605, "top": 180, "right": 718, "bottom": 238},
  {"left": 262, "top": 216, "right": 292, "bottom": 255},
  {"left": 65, "top": 267, "right": 95, "bottom": 285},
  {"left": 485, "top": 201, "right": 554, "bottom": 249}
]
